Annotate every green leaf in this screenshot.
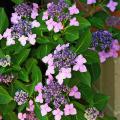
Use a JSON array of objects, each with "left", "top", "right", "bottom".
[
  {"left": 93, "top": 93, "right": 109, "bottom": 111},
  {"left": 79, "top": 83, "right": 94, "bottom": 104},
  {"left": 37, "top": 37, "right": 50, "bottom": 44},
  {"left": 76, "top": 15, "right": 91, "bottom": 29},
  {"left": 25, "top": 58, "right": 37, "bottom": 74},
  {"left": 64, "top": 26, "right": 79, "bottom": 42},
  {"left": 35, "top": 103, "right": 48, "bottom": 120},
  {"left": 14, "top": 49, "right": 30, "bottom": 65},
  {"left": 68, "top": 71, "right": 91, "bottom": 87},
  {"left": 0, "top": 8, "right": 9, "bottom": 33},
  {"left": 87, "top": 63, "right": 101, "bottom": 82},
  {"left": 18, "top": 68, "right": 29, "bottom": 82},
  {"left": 35, "top": 44, "right": 54, "bottom": 59},
  {"left": 0, "top": 49, "right": 5, "bottom": 57},
  {"left": 13, "top": 80, "right": 29, "bottom": 93},
  {"left": 0, "top": 86, "right": 13, "bottom": 104},
  {"left": 3, "top": 112, "right": 18, "bottom": 120},
  {"left": 83, "top": 50, "right": 100, "bottom": 64},
  {"left": 11, "top": 0, "right": 23, "bottom": 4},
  {"left": 75, "top": 29, "right": 92, "bottom": 53},
  {"left": 0, "top": 101, "right": 16, "bottom": 113},
  {"left": 28, "top": 64, "right": 42, "bottom": 96}
]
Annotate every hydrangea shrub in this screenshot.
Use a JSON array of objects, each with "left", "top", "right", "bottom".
[{"left": 0, "top": 0, "right": 120, "bottom": 120}]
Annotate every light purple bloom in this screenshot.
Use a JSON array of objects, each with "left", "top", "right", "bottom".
[
  {"left": 18, "top": 113, "right": 26, "bottom": 120},
  {"left": 42, "top": 11, "right": 49, "bottom": 20},
  {"left": 28, "top": 34, "right": 36, "bottom": 45},
  {"left": 6, "top": 37, "right": 15, "bottom": 46},
  {"left": 87, "top": 0, "right": 96, "bottom": 4},
  {"left": 107, "top": 0, "right": 118, "bottom": 12},
  {"left": 11, "top": 13, "right": 21, "bottom": 24},
  {"left": 53, "top": 22, "right": 63, "bottom": 33},
  {"left": 32, "top": 20, "right": 40, "bottom": 28},
  {"left": 18, "top": 35, "right": 28, "bottom": 46},
  {"left": 40, "top": 104, "right": 52, "bottom": 116},
  {"left": 69, "top": 86, "right": 81, "bottom": 99},
  {"left": 70, "top": 17, "right": 79, "bottom": 26},
  {"left": 64, "top": 104, "right": 77, "bottom": 116},
  {"left": 35, "top": 82, "right": 43, "bottom": 93},
  {"left": 3, "top": 28, "right": 12, "bottom": 38},
  {"left": 35, "top": 93, "right": 43, "bottom": 103},
  {"left": 52, "top": 109, "right": 63, "bottom": 120},
  {"left": 46, "top": 18, "right": 55, "bottom": 31},
  {"left": 98, "top": 51, "right": 107, "bottom": 63},
  {"left": 69, "top": 5, "right": 79, "bottom": 15}
]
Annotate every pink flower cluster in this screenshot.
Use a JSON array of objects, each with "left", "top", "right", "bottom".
[
  {"left": 42, "top": 3, "right": 79, "bottom": 33},
  {"left": 99, "top": 40, "right": 120, "bottom": 63},
  {"left": 42, "top": 43, "right": 87, "bottom": 85},
  {"left": 18, "top": 100, "right": 36, "bottom": 120},
  {"left": 35, "top": 81, "right": 81, "bottom": 120},
  {"left": 87, "top": 0, "right": 118, "bottom": 12},
  {"left": 2, "top": 3, "right": 40, "bottom": 46}
]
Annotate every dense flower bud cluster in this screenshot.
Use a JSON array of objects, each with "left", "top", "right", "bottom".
[{"left": 14, "top": 90, "right": 28, "bottom": 105}]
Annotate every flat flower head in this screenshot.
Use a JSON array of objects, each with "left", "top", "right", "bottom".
[
  {"left": 69, "top": 5, "right": 79, "bottom": 15},
  {"left": 64, "top": 104, "right": 77, "bottom": 116},
  {"left": 87, "top": 0, "right": 96, "bottom": 4},
  {"left": 107, "top": 0, "right": 118, "bottom": 12}
]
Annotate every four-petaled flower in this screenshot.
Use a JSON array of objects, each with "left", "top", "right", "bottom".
[
  {"left": 64, "top": 104, "right": 77, "bottom": 116},
  {"left": 40, "top": 104, "right": 52, "bottom": 116}
]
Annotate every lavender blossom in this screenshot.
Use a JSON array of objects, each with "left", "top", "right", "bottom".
[
  {"left": 14, "top": 90, "right": 28, "bottom": 105},
  {"left": 91, "top": 30, "right": 113, "bottom": 51},
  {"left": 0, "top": 55, "right": 11, "bottom": 67},
  {"left": 84, "top": 107, "right": 99, "bottom": 120},
  {"left": 0, "top": 73, "right": 14, "bottom": 84}
]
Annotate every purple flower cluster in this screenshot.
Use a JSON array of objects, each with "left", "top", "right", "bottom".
[
  {"left": 91, "top": 30, "right": 120, "bottom": 63},
  {"left": 106, "top": 16, "right": 120, "bottom": 27},
  {"left": 0, "top": 73, "right": 14, "bottom": 84},
  {"left": 14, "top": 90, "right": 28, "bottom": 105},
  {"left": 2, "top": 3, "right": 40, "bottom": 46},
  {"left": 42, "top": 43, "right": 87, "bottom": 85},
  {"left": 84, "top": 107, "right": 104, "bottom": 120},
  {"left": 14, "top": 3, "right": 33, "bottom": 17},
  {"left": 92, "top": 30, "right": 113, "bottom": 51},
  {"left": 42, "top": 0, "right": 79, "bottom": 32},
  {"left": 0, "top": 55, "right": 11, "bottom": 67},
  {"left": 35, "top": 79, "right": 81, "bottom": 120},
  {"left": 18, "top": 100, "right": 38, "bottom": 120}
]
